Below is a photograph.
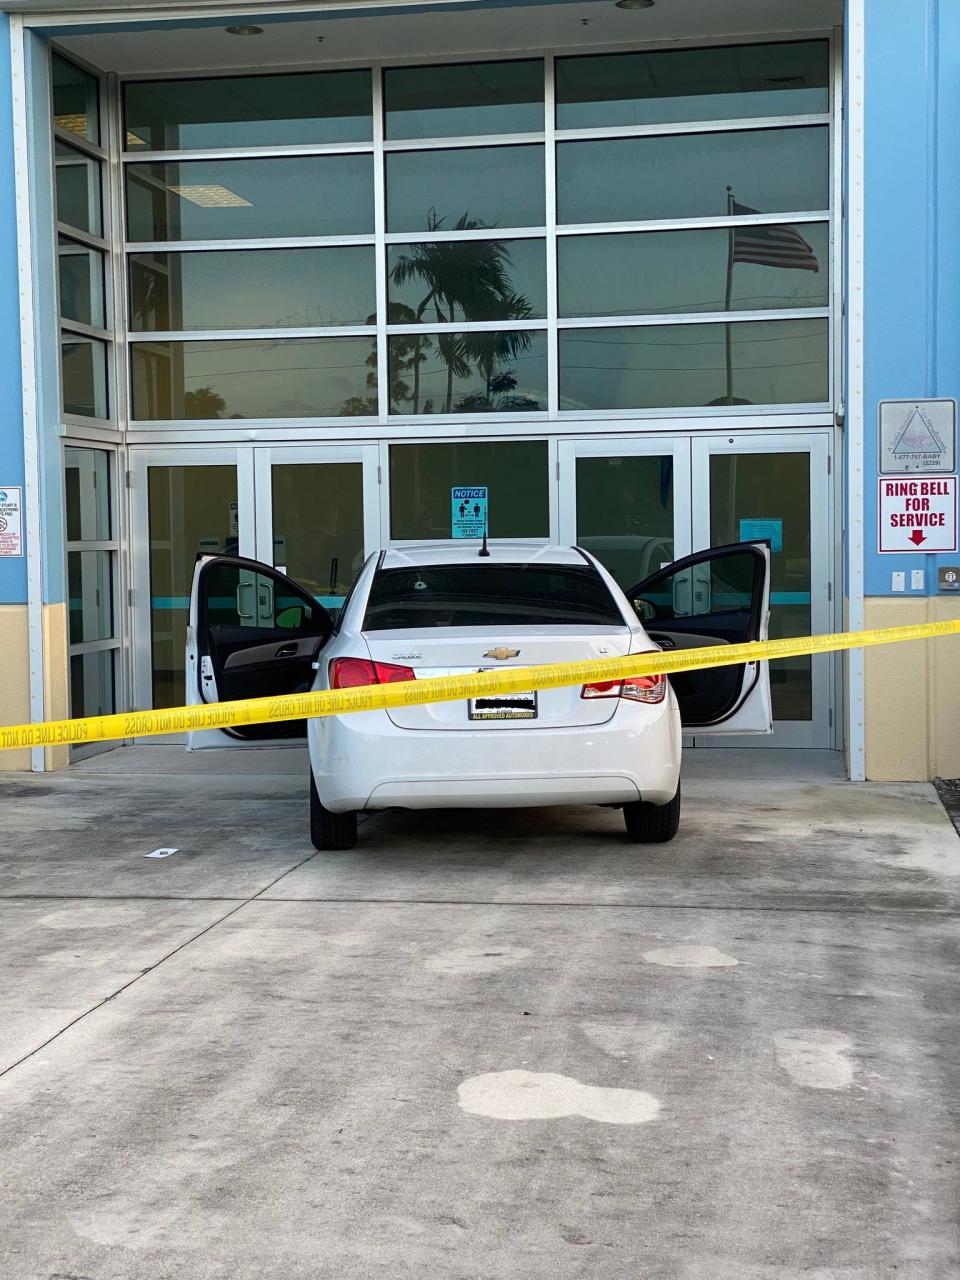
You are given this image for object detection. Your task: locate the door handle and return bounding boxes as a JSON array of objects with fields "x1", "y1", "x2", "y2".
[{"x1": 275, "y1": 642, "x2": 299, "y2": 658}]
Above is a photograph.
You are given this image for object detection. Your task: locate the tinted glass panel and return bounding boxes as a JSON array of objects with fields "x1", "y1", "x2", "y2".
[
  {"x1": 710, "y1": 452, "x2": 812, "y2": 721},
  {"x1": 272, "y1": 463, "x2": 365, "y2": 607},
  {"x1": 131, "y1": 337, "x2": 378, "y2": 419},
  {"x1": 68, "y1": 550, "x2": 113, "y2": 644},
  {"x1": 390, "y1": 441, "x2": 548, "y2": 539},
  {"x1": 53, "y1": 55, "x2": 99, "y2": 144},
  {"x1": 199, "y1": 561, "x2": 322, "y2": 631},
  {"x1": 559, "y1": 224, "x2": 828, "y2": 317},
  {"x1": 124, "y1": 70, "x2": 372, "y2": 150},
  {"x1": 388, "y1": 238, "x2": 546, "y2": 323},
  {"x1": 385, "y1": 59, "x2": 543, "y2": 139},
  {"x1": 365, "y1": 564, "x2": 620, "y2": 629},
  {"x1": 575, "y1": 455, "x2": 675, "y2": 586},
  {"x1": 638, "y1": 551, "x2": 758, "y2": 619},
  {"x1": 389, "y1": 329, "x2": 547, "y2": 415},
  {"x1": 556, "y1": 41, "x2": 829, "y2": 129},
  {"x1": 70, "y1": 650, "x2": 115, "y2": 720},
  {"x1": 56, "y1": 141, "x2": 102, "y2": 235},
  {"x1": 62, "y1": 336, "x2": 108, "y2": 418},
  {"x1": 556, "y1": 127, "x2": 828, "y2": 225},
  {"x1": 64, "y1": 447, "x2": 111, "y2": 541},
  {"x1": 148, "y1": 465, "x2": 237, "y2": 706},
  {"x1": 559, "y1": 318, "x2": 829, "y2": 409},
  {"x1": 59, "y1": 237, "x2": 106, "y2": 328},
  {"x1": 129, "y1": 248, "x2": 376, "y2": 331},
  {"x1": 126, "y1": 155, "x2": 375, "y2": 241},
  {"x1": 387, "y1": 145, "x2": 544, "y2": 232}
]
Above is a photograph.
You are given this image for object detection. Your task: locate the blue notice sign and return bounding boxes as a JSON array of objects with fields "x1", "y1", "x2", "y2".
[
  {"x1": 452, "y1": 486, "x2": 488, "y2": 539},
  {"x1": 739, "y1": 517, "x2": 783, "y2": 553}
]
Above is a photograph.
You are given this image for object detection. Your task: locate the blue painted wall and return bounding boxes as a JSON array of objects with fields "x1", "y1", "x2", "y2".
[
  {"x1": 862, "y1": 0, "x2": 960, "y2": 596},
  {"x1": 0, "y1": 14, "x2": 27, "y2": 606}
]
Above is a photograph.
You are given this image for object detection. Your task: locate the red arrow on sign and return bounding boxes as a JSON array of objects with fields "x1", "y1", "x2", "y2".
[{"x1": 909, "y1": 529, "x2": 927, "y2": 546}]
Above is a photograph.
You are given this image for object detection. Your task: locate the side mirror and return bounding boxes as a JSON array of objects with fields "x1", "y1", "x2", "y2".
[{"x1": 632, "y1": 597, "x2": 657, "y2": 622}]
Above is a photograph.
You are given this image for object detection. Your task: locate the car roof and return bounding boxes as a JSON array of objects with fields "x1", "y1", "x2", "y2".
[{"x1": 379, "y1": 543, "x2": 591, "y2": 569}]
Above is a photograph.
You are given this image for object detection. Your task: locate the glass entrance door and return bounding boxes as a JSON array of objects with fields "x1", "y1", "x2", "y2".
[
  {"x1": 557, "y1": 438, "x2": 692, "y2": 589},
  {"x1": 560, "y1": 431, "x2": 834, "y2": 747},
  {"x1": 691, "y1": 433, "x2": 833, "y2": 748},
  {"x1": 132, "y1": 444, "x2": 380, "y2": 713}
]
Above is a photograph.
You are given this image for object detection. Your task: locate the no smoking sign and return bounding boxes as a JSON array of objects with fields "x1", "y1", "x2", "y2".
[{"x1": 878, "y1": 476, "x2": 958, "y2": 553}]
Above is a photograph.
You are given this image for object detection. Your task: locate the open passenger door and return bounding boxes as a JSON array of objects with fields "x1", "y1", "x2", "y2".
[
  {"x1": 185, "y1": 555, "x2": 334, "y2": 750},
  {"x1": 626, "y1": 542, "x2": 773, "y2": 735}
]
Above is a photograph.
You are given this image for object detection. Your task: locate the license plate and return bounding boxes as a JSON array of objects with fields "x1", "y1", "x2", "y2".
[{"x1": 469, "y1": 690, "x2": 538, "y2": 721}]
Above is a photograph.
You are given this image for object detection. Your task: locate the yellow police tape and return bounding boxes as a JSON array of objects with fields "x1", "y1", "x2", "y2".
[{"x1": 3, "y1": 617, "x2": 960, "y2": 752}]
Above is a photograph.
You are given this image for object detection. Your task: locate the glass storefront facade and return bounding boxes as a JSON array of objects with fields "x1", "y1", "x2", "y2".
[{"x1": 50, "y1": 32, "x2": 838, "y2": 745}]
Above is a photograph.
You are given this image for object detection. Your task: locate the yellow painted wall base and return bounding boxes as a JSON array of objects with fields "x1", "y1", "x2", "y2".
[
  {"x1": 42, "y1": 602, "x2": 70, "y2": 772},
  {"x1": 0, "y1": 605, "x2": 30, "y2": 771},
  {"x1": 864, "y1": 596, "x2": 960, "y2": 781}
]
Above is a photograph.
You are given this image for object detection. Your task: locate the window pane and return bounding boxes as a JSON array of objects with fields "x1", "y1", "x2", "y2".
[
  {"x1": 53, "y1": 55, "x2": 100, "y2": 144},
  {"x1": 558, "y1": 318, "x2": 829, "y2": 410},
  {"x1": 68, "y1": 550, "x2": 114, "y2": 643},
  {"x1": 70, "y1": 650, "x2": 115, "y2": 720},
  {"x1": 575, "y1": 455, "x2": 675, "y2": 586},
  {"x1": 710, "y1": 452, "x2": 812, "y2": 721},
  {"x1": 389, "y1": 441, "x2": 548, "y2": 538},
  {"x1": 64, "y1": 447, "x2": 111, "y2": 541},
  {"x1": 131, "y1": 337, "x2": 377, "y2": 419},
  {"x1": 556, "y1": 40, "x2": 829, "y2": 129},
  {"x1": 385, "y1": 59, "x2": 543, "y2": 139},
  {"x1": 387, "y1": 145, "x2": 545, "y2": 233},
  {"x1": 556, "y1": 127, "x2": 828, "y2": 225},
  {"x1": 558, "y1": 224, "x2": 828, "y2": 317},
  {"x1": 129, "y1": 248, "x2": 376, "y2": 331},
  {"x1": 388, "y1": 329, "x2": 547, "y2": 415},
  {"x1": 124, "y1": 70, "x2": 372, "y2": 150},
  {"x1": 58, "y1": 238, "x2": 106, "y2": 328},
  {"x1": 62, "y1": 336, "x2": 108, "y2": 418},
  {"x1": 272, "y1": 463, "x2": 365, "y2": 606},
  {"x1": 56, "y1": 141, "x2": 102, "y2": 235},
  {"x1": 387, "y1": 239, "x2": 546, "y2": 323},
  {"x1": 126, "y1": 155, "x2": 375, "y2": 241},
  {"x1": 148, "y1": 465, "x2": 237, "y2": 707}
]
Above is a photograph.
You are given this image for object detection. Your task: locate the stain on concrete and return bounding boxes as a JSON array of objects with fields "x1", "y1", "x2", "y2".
[
  {"x1": 580, "y1": 1020, "x2": 675, "y2": 1062},
  {"x1": 424, "y1": 944, "x2": 532, "y2": 975},
  {"x1": 38, "y1": 905, "x2": 145, "y2": 930},
  {"x1": 642, "y1": 944, "x2": 739, "y2": 969},
  {"x1": 457, "y1": 1070, "x2": 660, "y2": 1125},
  {"x1": 774, "y1": 1028, "x2": 855, "y2": 1089}
]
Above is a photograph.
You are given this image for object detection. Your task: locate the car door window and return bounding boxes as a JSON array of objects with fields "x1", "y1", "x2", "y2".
[{"x1": 632, "y1": 549, "x2": 758, "y2": 623}]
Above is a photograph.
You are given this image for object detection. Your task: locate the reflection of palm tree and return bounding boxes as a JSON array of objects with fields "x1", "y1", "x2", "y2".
[{"x1": 389, "y1": 210, "x2": 534, "y2": 412}]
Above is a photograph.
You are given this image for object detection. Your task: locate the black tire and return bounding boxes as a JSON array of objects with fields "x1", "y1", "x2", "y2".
[
  {"x1": 310, "y1": 771, "x2": 358, "y2": 851},
  {"x1": 623, "y1": 784, "x2": 681, "y2": 844}
]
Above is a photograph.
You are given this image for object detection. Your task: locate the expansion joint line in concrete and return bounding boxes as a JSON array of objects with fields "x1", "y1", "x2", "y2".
[{"x1": 0, "y1": 849, "x2": 321, "y2": 1082}]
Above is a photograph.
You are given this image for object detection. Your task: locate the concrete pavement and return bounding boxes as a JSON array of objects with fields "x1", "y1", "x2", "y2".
[{"x1": 1, "y1": 746, "x2": 959, "y2": 1278}]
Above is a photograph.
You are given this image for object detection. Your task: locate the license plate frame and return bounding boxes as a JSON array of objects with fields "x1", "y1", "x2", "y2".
[{"x1": 468, "y1": 689, "x2": 538, "y2": 721}]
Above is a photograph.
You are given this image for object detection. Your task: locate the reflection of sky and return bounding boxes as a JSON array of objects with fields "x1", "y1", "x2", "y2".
[
  {"x1": 389, "y1": 333, "x2": 548, "y2": 412},
  {"x1": 138, "y1": 249, "x2": 376, "y2": 329},
  {"x1": 127, "y1": 155, "x2": 375, "y2": 241},
  {"x1": 167, "y1": 338, "x2": 376, "y2": 418},
  {"x1": 559, "y1": 224, "x2": 829, "y2": 317},
  {"x1": 557, "y1": 128, "x2": 829, "y2": 224},
  {"x1": 387, "y1": 146, "x2": 545, "y2": 232},
  {"x1": 559, "y1": 320, "x2": 828, "y2": 410},
  {"x1": 384, "y1": 60, "x2": 543, "y2": 140}
]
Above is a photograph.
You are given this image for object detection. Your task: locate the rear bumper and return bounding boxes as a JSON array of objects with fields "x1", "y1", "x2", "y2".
[{"x1": 308, "y1": 701, "x2": 681, "y2": 813}]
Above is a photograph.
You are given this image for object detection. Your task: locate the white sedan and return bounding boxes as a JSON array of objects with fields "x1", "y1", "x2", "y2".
[{"x1": 186, "y1": 541, "x2": 771, "y2": 850}]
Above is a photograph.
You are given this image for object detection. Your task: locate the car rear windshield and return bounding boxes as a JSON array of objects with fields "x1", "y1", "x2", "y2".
[{"x1": 363, "y1": 563, "x2": 626, "y2": 629}]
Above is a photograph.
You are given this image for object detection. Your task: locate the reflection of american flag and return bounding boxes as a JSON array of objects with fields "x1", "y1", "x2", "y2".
[{"x1": 731, "y1": 201, "x2": 819, "y2": 273}]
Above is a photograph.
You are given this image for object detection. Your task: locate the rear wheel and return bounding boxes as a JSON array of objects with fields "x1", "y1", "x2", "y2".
[
  {"x1": 623, "y1": 785, "x2": 681, "y2": 844},
  {"x1": 310, "y1": 771, "x2": 358, "y2": 851}
]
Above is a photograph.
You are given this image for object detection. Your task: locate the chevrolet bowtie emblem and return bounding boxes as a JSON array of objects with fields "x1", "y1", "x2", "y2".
[{"x1": 483, "y1": 647, "x2": 520, "y2": 660}]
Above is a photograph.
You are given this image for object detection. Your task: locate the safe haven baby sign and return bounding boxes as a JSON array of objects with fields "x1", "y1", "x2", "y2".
[{"x1": 878, "y1": 475, "x2": 958, "y2": 553}]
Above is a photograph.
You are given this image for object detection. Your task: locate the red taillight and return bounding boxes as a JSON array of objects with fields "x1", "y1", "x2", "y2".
[
  {"x1": 330, "y1": 658, "x2": 416, "y2": 689},
  {"x1": 581, "y1": 674, "x2": 666, "y2": 705}
]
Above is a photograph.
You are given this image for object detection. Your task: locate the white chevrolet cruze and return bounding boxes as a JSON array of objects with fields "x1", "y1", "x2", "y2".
[{"x1": 186, "y1": 541, "x2": 771, "y2": 850}]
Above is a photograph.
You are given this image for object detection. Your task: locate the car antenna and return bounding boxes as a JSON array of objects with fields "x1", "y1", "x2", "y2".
[{"x1": 479, "y1": 518, "x2": 490, "y2": 558}]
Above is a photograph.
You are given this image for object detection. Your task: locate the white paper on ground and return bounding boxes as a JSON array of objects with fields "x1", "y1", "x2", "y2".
[{"x1": 144, "y1": 848, "x2": 178, "y2": 859}]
